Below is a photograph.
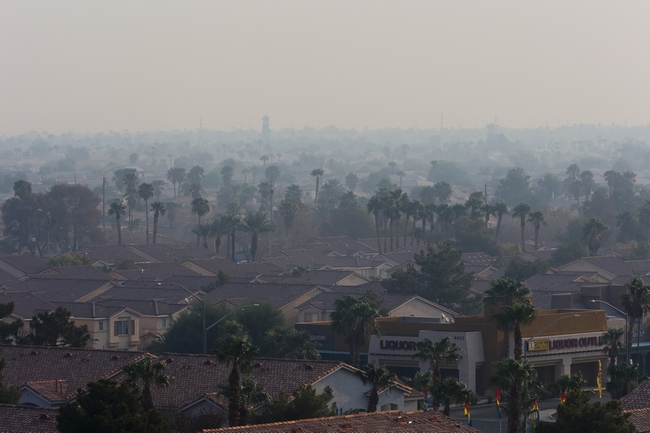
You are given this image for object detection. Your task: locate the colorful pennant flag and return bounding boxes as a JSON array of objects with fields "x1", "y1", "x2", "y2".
[
  {"x1": 465, "y1": 402, "x2": 472, "y2": 426},
  {"x1": 496, "y1": 388, "x2": 502, "y2": 418},
  {"x1": 533, "y1": 397, "x2": 540, "y2": 425},
  {"x1": 596, "y1": 359, "x2": 603, "y2": 399},
  {"x1": 561, "y1": 391, "x2": 566, "y2": 404}
]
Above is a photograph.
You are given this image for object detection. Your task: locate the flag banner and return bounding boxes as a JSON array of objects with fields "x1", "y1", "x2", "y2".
[
  {"x1": 561, "y1": 392, "x2": 566, "y2": 404},
  {"x1": 596, "y1": 359, "x2": 603, "y2": 399}
]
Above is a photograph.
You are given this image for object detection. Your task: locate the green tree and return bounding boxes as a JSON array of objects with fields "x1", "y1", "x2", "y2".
[
  {"x1": 435, "y1": 376, "x2": 470, "y2": 417},
  {"x1": 503, "y1": 259, "x2": 549, "y2": 282},
  {"x1": 47, "y1": 253, "x2": 91, "y2": 267},
  {"x1": 549, "y1": 240, "x2": 588, "y2": 267},
  {"x1": 582, "y1": 217, "x2": 608, "y2": 255},
  {"x1": 412, "y1": 337, "x2": 462, "y2": 412},
  {"x1": 265, "y1": 327, "x2": 321, "y2": 360},
  {"x1": 192, "y1": 223, "x2": 212, "y2": 248},
  {"x1": 359, "y1": 363, "x2": 395, "y2": 413},
  {"x1": 527, "y1": 211, "x2": 546, "y2": 251},
  {"x1": 234, "y1": 303, "x2": 284, "y2": 352},
  {"x1": 122, "y1": 359, "x2": 174, "y2": 411},
  {"x1": 218, "y1": 376, "x2": 269, "y2": 426},
  {"x1": 108, "y1": 200, "x2": 126, "y2": 245},
  {"x1": 512, "y1": 203, "x2": 531, "y2": 252},
  {"x1": 621, "y1": 276, "x2": 650, "y2": 361},
  {"x1": 602, "y1": 328, "x2": 624, "y2": 366},
  {"x1": 494, "y1": 202, "x2": 509, "y2": 243},
  {"x1": 150, "y1": 201, "x2": 166, "y2": 244},
  {"x1": 255, "y1": 385, "x2": 336, "y2": 424},
  {"x1": 545, "y1": 373, "x2": 586, "y2": 398},
  {"x1": 166, "y1": 167, "x2": 187, "y2": 197},
  {"x1": 0, "y1": 302, "x2": 22, "y2": 343},
  {"x1": 137, "y1": 183, "x2": 154, "y2": 244},
  {"x1": 606, "y1": 362, "x2": 639, "y2": 399},
  {"x1": 345, "y1": 172, "x2": 359, "y2": 192},
  {"x1": 57, "y1": 379, "x2": 168, "y2": 433},
  {"x1": 241, "y1": 211, "x2": 273, "y2": 261},
  {"x1": 496, "y1": 168, "x2": 531, "y2": 207},
  {"x1": 28, "y1": 307, "x2": 90, "y2": 347},
  {"x1": 537, "y1": 389, "x2": 634, "y2": 433},
  {"x1": 0, "y1": 348, "x2": 20, "y2": 404},
  {"x1": 484, "y1": 278, "x2": 532, "y2": 358},
  {"x1": 191, "y1": 197, "x2": 211, "y2": 246},
  {"x1": 330, "y1": 294, "x2": 383, "y2": 367},
  {"x1": 490, "y1": 358, "x2": 537, "y2": 433},
  {"x1": 491, "y1": 303, "x2": 535, "y2": 361},
  {"x1": 214, "y1": 335, "x2": 260, "y2": 427}
]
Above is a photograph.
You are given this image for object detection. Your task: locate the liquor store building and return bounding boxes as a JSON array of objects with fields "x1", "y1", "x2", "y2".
[{"x1": 299, "y1": 309, "x2": 609, "y2": 395}]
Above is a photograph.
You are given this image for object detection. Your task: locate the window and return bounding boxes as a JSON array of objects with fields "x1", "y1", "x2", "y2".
[
  {"x1": 161, "y1": 318, "x2": 167, "y2": 328},
  {"x1": 114, "y1": 319, "x2": 136, "y2": 336},
  {"x1": 98, "y1": 321, "x2": 104, "y2": 331}
]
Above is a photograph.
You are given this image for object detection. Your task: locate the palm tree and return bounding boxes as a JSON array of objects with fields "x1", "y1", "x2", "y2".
[
  {"x1": 396, "y1": 170, "x2": 405, "y2": 188},
  {"x1": 412, "y1": 337, "x2": 462, "y2": 412},
  {"x1": 366, "y1": 194, "x2": 383, "y2": 254},
  {"x1": 241, "y1": 211, "x2": 274, "y2": 261},
  {"x1": 122, "y1": 358, "x2": 174, "y2": 411},
  {"x1": 259, "y1": 154, "x2": 269, "y2": 168},
  {"x1": 218, "y1": 376, "x2": 269, "y2": 426},
  {"x1": 639, "y1": 200, "x2": 650, "y2": 243},
  {"x1": 191, "y1": 198, "x2": 211, "y2": 247},
  {"x1": 621, "y1": 277, "x2": 650, "y2": 363},
  {"x1": 411, "y1": 200, "x2": 423, "y2": 246},
  {"x1": 330, "y1": 295, "x2": 381, "y2": 367},
  {"x1": 214, "y1": 335, "x2": 259, "y2": 427},
  {"x1": 150, "y1": 201, "x2": 166, "y2": 244},
  {"x1": 435, "y1": 376, "x2": 470, "y2": 417},
  {"x1": 494, "y1": 202, "x2": 509, "y2": 242},
  {"x1": 491, "y1": 303, "x2": 536, "y2": 361},
  {"x1": 527, "y1": 211, "x2": 545, "y2": 251},
  {"x1": 137, "y1": 183, "x2": 154, "y2": 244},
  {"x1": 210, "y1": 215, "x2": 229, "y2": 255},
  {"x1": 107, "y1": 200, "x2": 126, "y2": 245},
  {"x1": 166, "y1": 167, "x2": 186, "y2": 197},
  {"x1": 279, "y1": 200, "x2": 300, "y2": 231},
  {"x1": 484, "y1": 278, "x2": 532, "y2": 359},
  {"x1": 221, "y1": 214, "x2": 240, "y2": 262},
  {"x1": 359, "y1": 363, "x2": 395, "y2": 413},
  {"x1": 192, "y1": 223, "x2": 212, "y2": 248},
  {"x1": 602, "y1": 328, "x2": 624, "y2": 366},
  {"x1": 582, "y1": 217, "x2": 608, "y2": 255},
  {"x1": 512, "y1": 203, "x2": 531, "y2": 252},
  {"x1": 490, "y1": 358, "x2": 537, "y2": 433},
  {"x1": 311, "y1": 168, "x2": 324, "y2": 202}
]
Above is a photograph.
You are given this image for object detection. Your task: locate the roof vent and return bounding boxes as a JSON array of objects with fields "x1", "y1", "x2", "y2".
[
  {"x1": 111, "y1": 355, "x2": 120, "y2": 360},
  {"x1": 254, "y1": 362, "x2": 263, "y2": 368},
  {"x1": 30, "y1": 351, "x2": 39, "y2": 356},
  {"x1": 430, "y1": 417, "x2": 438, "y2": 423},
  {"x1": 341, "y1": 423, "x2": 354, "y2": 431},
  {"x1": 40, "y1": 414, "x2": 51, "y2": 420},
  {"x1": 292, "y1": 429, "x2": 303, "y2": 433},
  {"x1": 396, "y1": 416, "x2": 406, "y2": 424},
  {"x1": 64, "y1": 353, "x2": 74, "y2": 358},
  {"x1": 166, "y1": 357, "x2": 174, "y2": 364},
  {"x1": 204, "y1": 360, "x2": 214, "y2": 365},
  {"x1": 305, "y1": 364, "x2": 314, "y2": 370}
]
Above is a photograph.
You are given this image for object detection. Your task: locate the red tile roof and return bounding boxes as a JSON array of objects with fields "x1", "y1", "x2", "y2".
[
  {"x1": 627, "y1": 408, "x2": 650, "y2": 433},
  {"x1": 621, "y1": 377, "x2": 650, "y2": 411},
  {"x1": 0, "y1": 404, "x2": 58, "y2": 433},
  {"x1": 202, "y1": 410, "x2": 481, "y2": 432}
]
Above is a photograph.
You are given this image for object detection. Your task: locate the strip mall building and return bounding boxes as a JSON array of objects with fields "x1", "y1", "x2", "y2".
[{"x1": 297, "y1": 309, "x2": 609, "y2": 395}]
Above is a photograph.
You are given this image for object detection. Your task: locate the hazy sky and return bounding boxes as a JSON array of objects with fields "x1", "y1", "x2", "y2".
[{"x1": 1, "y1": 1, "x2": 649, "y2": 134}]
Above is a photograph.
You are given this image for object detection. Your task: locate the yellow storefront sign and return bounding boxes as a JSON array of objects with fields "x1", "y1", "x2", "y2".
[{"x1": 527, "y1": 339, "x2": 550, "y2": 351}]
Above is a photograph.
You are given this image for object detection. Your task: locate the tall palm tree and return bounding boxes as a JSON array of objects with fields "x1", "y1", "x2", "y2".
[
  {"x1": 621, "y1": 277, "x2": 650, "y2": 363},
  {"x1": 191, "y1": 197, "x2": 211, "y2": 247},
  {"x1": 436, "y1": 376, "x2": 470, "y2": 417},
  {"x1": 122, "y1": 358, "x2": 174, "y2": 411},
  {"x1": 311, "y1": 168, "x2": 324, "y2": 202},
  {"x1": 279, "y1": 200, "x2": 300, "y2": 232},
  {"x1": 491, "y1": 303, "x2": 536, "y2": 361},
  {"x1": 138, "y1": 183, "x2": 154, "y2": 244},
  {"x1": 192, "y1": 223, "x2": 212, "y2": 248},
  {"x1": 214, "y1": 335, "x2": 259, "y2": 427},
  {"x1": 602, "y1": 327, "x2": 624, "y2": 366},
  {"x1": 166, "y1": 167, "x2": 186, "y2": 197},
  {"x1": 149, "y1": 201, "x2": 166, "y2": 244},
  {"x1": 221, "y1": 214, "x2": 240, "y2": 262},
  {"x1": 484, "y1": 278, "x2": 532, "y2": 358},
  {"x1": 359, "y1": 363, "x2": 395, "y2": 413},
  {"x1": 512, "y1": 203, "x2": 531, "y2": 252},
  {"x1": 218, "y1": 376, "x2": 269, "y2": 426},
  {"x1": 210, "y1": 215, "x2": 229, "y2": 255},
  {"x1": 527, "y1": 211, "x2": 546, "y2": 251},
  {"x1": 582, "y1": 217, "x2": 608, "y2": 255},
  {"x1": 366, "y1": 194, "x2": 383, "y2": 254},
  {"x1": 490, "y1": 358, "x2": 537, "y2": 433},
  {"x1": 107, "y1": 200, "x2": 126, "y2": 245},
  {"x1": 494, "y1": 202, "x2": 509, "y2": 242},
  {"x1": 412, "y1": 337, "x2": 462, "y2": 412},
  {"x1": 330, "y1": 295, "x2": 381, "y2": 367},
  {"x1": 241, "y1": 211, "x2": 274, "y2": 261},
  {"x1": 411, "y1": 200, "x2": 423, "y2": 246}
]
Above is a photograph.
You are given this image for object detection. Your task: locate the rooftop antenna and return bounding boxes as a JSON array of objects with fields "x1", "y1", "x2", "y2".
[
  {"x1": 198, "y1": 117, "x2": 202, "y2": 147},
  {"x1": 440, "y1": 113, "x2": 444, "y2": 151},
  {"x1": 545, "y1": 120, "x2": 549, "y2": 151}
]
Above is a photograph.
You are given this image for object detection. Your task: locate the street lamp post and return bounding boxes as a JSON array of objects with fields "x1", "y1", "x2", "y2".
[
  {"x1": 523, "y1": 314, "x2": 580, "y2": 433},
  {"x1": 589, "y1": 299, "x2": 629, "y2": 364}
]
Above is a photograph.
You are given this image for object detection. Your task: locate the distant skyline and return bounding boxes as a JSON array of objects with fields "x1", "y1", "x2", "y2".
[{"x1": 1, "y1": 1, "x2": 649, "y2": 135}]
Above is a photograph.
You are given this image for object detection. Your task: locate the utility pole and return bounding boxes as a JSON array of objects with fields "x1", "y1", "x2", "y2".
[
  {"x1": 440, "y1": 113, "x2": 444, "y2": 151},
  {"x1": 102, "y1": 177, "x2": 106, "y2": 230}
]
